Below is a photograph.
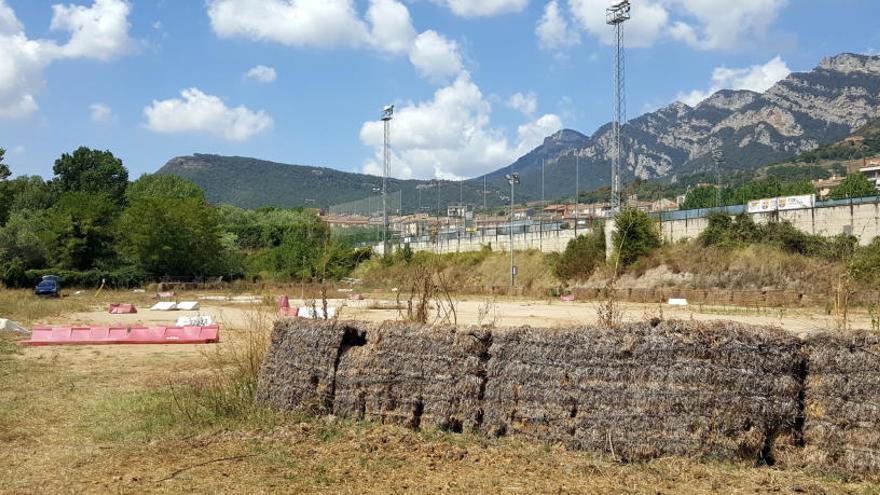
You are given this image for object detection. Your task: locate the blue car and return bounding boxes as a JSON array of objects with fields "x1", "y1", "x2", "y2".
[{"x1": 34, "y1": 276, "x2": 61, "y2": 298}]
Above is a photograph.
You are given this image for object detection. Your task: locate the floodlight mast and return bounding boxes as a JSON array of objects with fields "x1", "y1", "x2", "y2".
[
  {"x1": 381, "y1": 105, "x2": 394, "y2": 256},
  {"x1": 506, "y1": 172, "x2": 521, "y2": 292},
  {"x1": 607, "y1": 0, "x2": 630, "y2": 212}
]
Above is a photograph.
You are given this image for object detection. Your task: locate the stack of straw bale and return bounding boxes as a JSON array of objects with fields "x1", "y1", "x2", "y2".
[
  {"x1": 481, "y1": 321, "x2": 803, "y2": 461},
  {"x1": 803, "y1": 332, "x2": 880, "y2": 473}
]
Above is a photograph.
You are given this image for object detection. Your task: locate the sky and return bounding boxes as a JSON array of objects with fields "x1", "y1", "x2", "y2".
[{"x1": 1, "y1": 0, "x2": 878, "y2": 181}]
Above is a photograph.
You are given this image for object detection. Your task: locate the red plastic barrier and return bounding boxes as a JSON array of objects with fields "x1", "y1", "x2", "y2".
[
  {"x1": 108, "y1": 303, "x2": 137, "y2": 314},
  {"x1": 22, "y1": 325, "x2": 220, "y2": 346}
]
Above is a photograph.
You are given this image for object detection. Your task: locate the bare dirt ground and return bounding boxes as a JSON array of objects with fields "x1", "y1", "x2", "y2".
[{"x1": 2, "y1": 290, "x2": 878, "y2": 494}]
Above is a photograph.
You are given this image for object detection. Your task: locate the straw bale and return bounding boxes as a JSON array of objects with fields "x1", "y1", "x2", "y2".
[
  {"x1": 332, "y1": 322, "x2": 491, "y2": 432},
  {"x1": 802, "y1": 331, "x2": 880, "y2": 474},
  {"x1": 480, "y1": 320, "x2": 803, "y2": 462},
  {"x1": 256, "y1": 318, "x2": 368, "y2": 414}
]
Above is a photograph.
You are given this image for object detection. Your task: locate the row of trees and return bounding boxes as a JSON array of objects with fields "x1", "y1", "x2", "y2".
[
  {"x1": 681, "y1": 174, "x2": 877, "y2": 210},
  {"x1": 0, "y1": 146, "x2": 366, "y2": 287}
]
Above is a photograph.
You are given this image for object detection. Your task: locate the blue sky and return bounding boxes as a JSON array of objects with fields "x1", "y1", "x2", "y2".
[{"x1": 1, "y1": 0, "x2": 878, "y2": 181}]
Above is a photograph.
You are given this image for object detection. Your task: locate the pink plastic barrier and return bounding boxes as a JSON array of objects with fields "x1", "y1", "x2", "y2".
[
  {"x1": 560, "y1": 294, "x2": 577, "y2": 302},
  {"x1": 279, "y1": 307, "x2": 299, "y2": 317},
  {"x1": 108, "y1": 303, "x2": 137, "y2": 314},
  {"x1": 277, "y1": 295, "x2": 290, "y2": 310},
  {"x1": 348, "y1": 293, "x2": 363, "y2": 301},
  {"x1": 22, "y1": 325, "x2": 220, "y2": 346}
]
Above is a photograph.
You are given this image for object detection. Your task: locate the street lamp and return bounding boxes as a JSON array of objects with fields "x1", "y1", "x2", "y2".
[{"x1": 506, "y1": 172, "x2": 521, "y2": 292}]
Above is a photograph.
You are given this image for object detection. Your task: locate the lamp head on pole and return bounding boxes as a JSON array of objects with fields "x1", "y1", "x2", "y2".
[
  {"x1": 382, "y1": 104, "x2": 394, "y2": 121},
  {"x1": 606, "y1": 0, "x2": 631, "y2": 25},
  {"x1": 505, "y1": 173, "x2": 521, "y2": 185}
]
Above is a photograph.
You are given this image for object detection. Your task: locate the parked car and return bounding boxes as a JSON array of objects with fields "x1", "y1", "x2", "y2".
[{"x1": 34, "y1": 276, "x2": 61, "y2": 298}]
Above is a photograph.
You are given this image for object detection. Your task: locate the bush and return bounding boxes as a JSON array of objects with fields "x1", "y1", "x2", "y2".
[
  {"x1": 554, "y1": 227, "x2": 605, "y2": 281},
  {"x1": 700, "y1": 213, "x2": 857, "y2": 262},
  {"x1": 850, "y1": 238, "x2": 880, "y2": 284},
  {"x1": 612, "y1": 209, "x2": 661, "y2": 267},
  {"x1": 22, "y1": 267, "x2": 147, "y2": 289}
]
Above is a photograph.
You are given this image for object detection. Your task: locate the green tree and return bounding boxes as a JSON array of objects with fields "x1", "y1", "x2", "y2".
[
  {"x1": 52, "y1": 147, "x2": 129, "y2": 204},
  {"x1": 0, "y1": 148, "x2": 10, "y2": 181},
  {"x1": 554, "y1": 227, "x2": 606, "y2": 281},
  {"x1": 0, "y1": 210, "x2": 52, "y2": 286},
  {"x1": 829, "y1": 174, "x2": 876, "y2": 200},
  {"x1": 126, "y1": 174, "x2": 206, "y2": 203},
  {"x1": 48, "y1": 192, "x2": 118, "y2": 271},
  {"x1": 612, "y1": 208, "x2": 661, "y2": 268},
  {"x1": 116, "y1": 197, "x2": 228, "y2": 277},
  {"x1": 681, "y1": 186, "x2": 718, "y2": 209}
]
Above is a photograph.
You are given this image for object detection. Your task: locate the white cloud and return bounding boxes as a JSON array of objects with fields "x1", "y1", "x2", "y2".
[
  {"x1": 565, "y1": 0, "x2": 788, "y2": 51},
  {"x1": 89, "y1": 102, "x2": 114, "y2": 123},
  {"x1": 359, "y1": 73, "x2": 562, "y2": 179},
  {"x1": 47, "y1": 0, "x2": 135, "y2": 60},
  {"x1": 666, "y1": 0, "x2": 788, "y2": 51},
  {"x1": 408, "y1": 30, "x2": 463, "y2": 82},
  {"x1": 507, "y1": 92, "x2": 538, "y2": 116},
  {"x1": 143, "y1": 88, "x2": 273, "y2": 141},
  {"x1": 207, "y1": 0, "x2": 369, "y2": 48},
  {"x1": 0, "y1": 0, "x2": 135, "y2": 119},
  {"x1": 536, "y1": 0, "x2": 580, "y2": 50},
  {"x1": 367, "y1": 0, "x2": 416, "y2": 55},
  {"x1": 676, "y1": 56, "x2": 791, "y2": 106},
  {"x1": 244, "y1": 65, "x2": 277, "y2": 83},
  {"x1": 433, "y1": 0, "x2": 529, "y2": 18},
  {"x1": 208, "y1": 0, "x2": 464, "y2": 83}
]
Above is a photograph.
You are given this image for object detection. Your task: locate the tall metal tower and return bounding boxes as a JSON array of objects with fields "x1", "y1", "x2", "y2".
[
  {"x1": 607, "y1": 1, "x2": 631, "y2": 212},
  {"x1": 381, "y1": 104, "x2": 394, "y2": 255}
]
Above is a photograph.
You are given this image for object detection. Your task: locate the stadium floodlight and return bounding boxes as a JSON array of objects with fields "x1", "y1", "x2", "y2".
[
  {"x1": 607, "y1": 0, "x2": 631, "y2": 213},
  {"x1": 380, "y1": 104, "x2": 394, "y2": 256},
  {"x1": 506, "y1": 173, "x2": 520, "y2": 291}
]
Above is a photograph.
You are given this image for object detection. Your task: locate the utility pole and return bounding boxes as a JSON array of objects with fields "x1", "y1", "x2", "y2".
[
  {"x1": 506, "y1": 172, "x2": 520, "y2": 292},
  {"x1": 607, "y1": 1, "x2": 631, "y2": 213},
  {"x1": 381, "y1": 105, "x2": 394, "y2": 256},
  {"x1": 541, "y1": 158, "x2": 545, "y2": 251},
  {"x1": 483, "y1": 176, "x2": 487, "y2": 212}
]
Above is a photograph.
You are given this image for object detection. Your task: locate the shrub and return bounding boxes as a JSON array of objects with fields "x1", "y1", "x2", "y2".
[
  {"x1": 554, "y1": 227, "x2": 605, "y2": 281},
  {"x1": 612, "y1": 209, "x2": 661, "y2": 268},
  {"x1": 850, "y1": 238, "x2": 880, "y2": 284}
]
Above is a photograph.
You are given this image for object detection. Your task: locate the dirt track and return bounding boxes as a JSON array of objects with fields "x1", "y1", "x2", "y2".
[{"x1": 51, "y1": 295, "x2": 866, "y2": 339}]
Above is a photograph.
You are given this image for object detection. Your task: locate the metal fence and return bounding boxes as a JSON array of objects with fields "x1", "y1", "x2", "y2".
[{"x1": 330, "y1": 190, "x2": 402, "y2": 217}]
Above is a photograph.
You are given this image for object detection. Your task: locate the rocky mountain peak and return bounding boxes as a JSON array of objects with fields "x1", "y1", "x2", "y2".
[
  {"x1": 818, "y1": 53, "x2": 880, "y2": 74},
  {"x1": 698, "y1": 89, "x2": 761, "y2": 112}
]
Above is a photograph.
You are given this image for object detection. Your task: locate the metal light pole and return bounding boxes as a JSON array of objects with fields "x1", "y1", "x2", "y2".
[
  {"x1": 607, "y1": 0, "x2": 631, "y2": 213},
  {"x1": 506, "y1": 172, "x2": 520, "y2": 292},
  {"x1": 575, "y1": 154, "x2": 579, "y2": 235},
  {"x1": 381, "y1": 104, "x2": 394, "y2": 256},
  {"x1": 712, "y1": 148, "x2": 725, "y2": 208}
]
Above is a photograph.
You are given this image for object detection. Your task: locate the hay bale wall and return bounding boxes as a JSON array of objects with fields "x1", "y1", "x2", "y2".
[
  {"x1": 259, "y1": 318, "x2": 805, "y2": 465},
  {"x1": 803, "y1": 332, "x2": 880, "y2": 474},
  {"x1": 481, "y1": 321, "x2": 803, "y2": 461}
]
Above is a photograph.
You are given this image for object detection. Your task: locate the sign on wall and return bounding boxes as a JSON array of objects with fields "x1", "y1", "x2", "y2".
[{"x1": 747, "y1": 194, "x2": 816, "y2": 213}]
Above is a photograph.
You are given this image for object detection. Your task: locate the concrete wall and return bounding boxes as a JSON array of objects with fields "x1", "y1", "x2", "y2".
[
  {"x1": 377, "y1": 228, "x2": 582, "y2": 255},
  {"x1": 661, "y1": 201, "x2": 880, "y2": 245},
  {"x1": 378, "y1": 200, "x2": 880, "y2": 256}
]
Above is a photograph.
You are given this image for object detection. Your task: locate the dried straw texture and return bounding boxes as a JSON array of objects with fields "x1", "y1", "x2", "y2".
[
  {"x1": 481, "y1": 321, "x2": 804, "y2": 462},
  {"x1": 332, "y1": 322, "x2": 491, "y2": 432},
  {"x1": 256, "y1": 319, "x2": 363, "y2": 414},
  {"x1": 258, "y1": 318, "x2": 813, "y2": 466},
  {"x1": 802, "y1": 332, "x2": 880, "y2": 474}
]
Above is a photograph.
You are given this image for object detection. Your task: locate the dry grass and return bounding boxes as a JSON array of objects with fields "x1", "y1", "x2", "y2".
[{"x1": 2, "y1": 290, "x2": 880, "y2": 493}]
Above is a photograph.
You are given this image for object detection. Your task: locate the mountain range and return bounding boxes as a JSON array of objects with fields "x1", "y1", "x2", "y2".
[{"x1": 158, "y1": 52, "x2": 880, "y2": 211}]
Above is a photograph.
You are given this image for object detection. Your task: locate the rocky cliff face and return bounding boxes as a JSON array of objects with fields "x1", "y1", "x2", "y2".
[{"x1": 495, "y1": 53, "x2": 880, "y2": 199}]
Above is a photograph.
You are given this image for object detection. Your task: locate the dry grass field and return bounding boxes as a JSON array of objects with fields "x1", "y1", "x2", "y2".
[{"x1": 2, "y1": 288, "x2": 880, "y2": 494}]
